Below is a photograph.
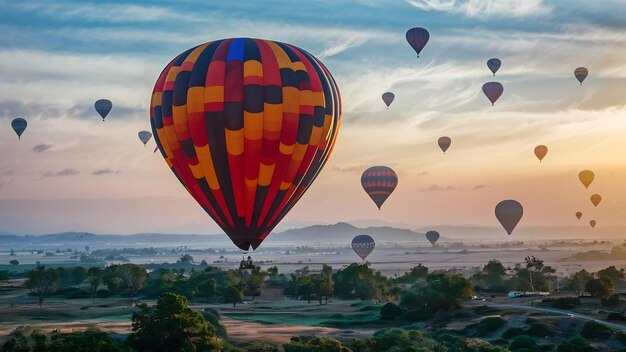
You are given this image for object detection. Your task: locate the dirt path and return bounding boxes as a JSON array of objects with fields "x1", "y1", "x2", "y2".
[{"x1": 221, "y1": 317, "x2": 342, "y2": 345}]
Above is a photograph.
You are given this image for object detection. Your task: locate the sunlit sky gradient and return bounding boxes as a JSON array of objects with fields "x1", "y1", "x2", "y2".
[{"x1": 1, "y1": 0, "x2": 626, "y2": 235}]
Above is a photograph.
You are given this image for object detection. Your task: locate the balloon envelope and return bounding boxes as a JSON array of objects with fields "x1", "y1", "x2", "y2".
[
  {"x1": 534, "y1": 145, "x2": 548, "y2": 162},
  {"x1": 425, "y1": 230, "x2": 440, "y2": 246},
  {"x1": 495, "y1": 200, "x2": 523, "y2": 235},
  {"x1": 482, "y1": 82, "x2": 503, "y2": 106},
  {"x1": 138, "y1": 130, "x2": 153, "y2": 146},
  {"x1": 438, "y1": 136, "x2": 451, "y2": 154},
  {"x1": 151, "y1": 38, "x2": 341, "y2": 250},
  {"x1": 591, "y1": 194, "x2": 602, "y2": 207},
  {"x1": 575, "y1": 211, "x2": 582, "y2": 220},
  {"x1": 590, "y1": 220, "x2": 596, "y2": 228},
  {"x1": 11, "y1": 118, "x2": 27, "y2": 140},
  {"x1": 487, "y1": 58, "x2": 501, "y2": 75},
  {"x1": 382, "y1": 92, "x2": 395, "y2": 107},
  {"x1": 575, "y1": 67, "x2": 588, "y2": 85},
  {"x1": 95, "y1": 99, "x2": 112, "y2": 121},
  {"x1": 352, "y1": 234, "x2": 375, "y2": 260},
  {"x1": 406, "y1": 27, "x2": 430, "y2": 57},
  {"x1": 578, "y1": 170, "x2": 594, "y2": 189},
  {"x1": 361, "y1": 166, "x2": 398, "y2": 209}
]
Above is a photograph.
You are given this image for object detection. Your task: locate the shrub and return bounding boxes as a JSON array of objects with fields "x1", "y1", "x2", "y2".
[
  {"x1": 525, "y1": 322, "x2": 553, "y2": 337},
  {"x1": 380, "y1": 302, "x2": 402, "y2": 320},
  {"x1": 509, "y1": 335, "x2": 539, "y2": 351},
  {"x1": 476, "y1": 317, "x2": 506, "y2": 337},
  {"x1": 556, "y1": 336, "x2": 596, "y2": 352},
  {"x1": 502, "y1": 327, "x2": 525, "y2": 339},
  {"x1": 607, "y1": 312, "x2": 626, "y2": 321},
  {"x1": 581, "y1": 321, "x2": 612, "y2": 340}
]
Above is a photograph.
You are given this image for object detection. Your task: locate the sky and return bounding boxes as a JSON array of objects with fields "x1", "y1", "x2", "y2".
[{"x1": 1, "y1": 0, "x2": 626, "y2": 235}]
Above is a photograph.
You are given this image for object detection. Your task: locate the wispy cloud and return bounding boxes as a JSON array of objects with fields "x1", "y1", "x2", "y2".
[
  {"x1": 32, "y1": 143, "x2": 54, "y2": 153},
  {"x1": 416, "y1": 171, "x2": 429, "y2": 176},
  {"x1": 406, "y1": 0, "x2": 551, "y2": 18},
  {"x1": 92, "y1": 168, "x2": 118, "y2": 176},
  {"x1": 43, "y1": 168, "x2": 79, "y2": 177},
  {"x1": 422, "y1": 184, "x2": 458, "y2": 192}
]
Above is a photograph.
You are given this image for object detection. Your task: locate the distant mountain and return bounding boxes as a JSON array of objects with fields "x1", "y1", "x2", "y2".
[{"x1": 267, "y1": 222, "x2": 428, "y2": 244}]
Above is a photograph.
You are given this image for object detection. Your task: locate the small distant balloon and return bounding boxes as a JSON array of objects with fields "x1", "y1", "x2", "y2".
[
  {"x1": 351, "y1": 234, "x2": 375, "y2": 260},
  {"x1": 138, "y1": 130, "x2": 152, "y2": 146},
  {"x1": 438, "y1": 136, "x2": 451, "y2": 154},
  {"x1": 534, "y1": 145, "x2": 548, "y2": 163},
  {"x1": 575, "y1": 211, "x2": 582, "y2": 220},
  {"x1": 361, "y1": 166, "x2": 398, "y2": 210},
  {"x1": 590, "y1": 194, "x2": 602, "y2": 207},
  {"x1": 578, "y1": 170, "x2": 594, "y2": 189},
  {"x1": 382, "y1": 92, "x2": 395, "y2": 108},
  {"x1": 11, "y1": 118, "x2": 27, "y2": 140},
  {"x1": 482, "y1": 82, "x2": 503, "y2": 106},
  {"x1": 425, "y1": 231, "x2": 440, "y2": 246},
  {"x1": 487, "y1": 58, "x2": 501, "y2": 75},
  {"x1": 574, "y1": 67, "x2": 588, "y2": 85},
  {"x1": 495, "y1": 199, "x2": 523, "y2": 235},
  {"x1": 94, "y1": 99, "x2": 112, "y2": 121},
  {"x1": 589, "y1": 220, "x2": 596, "y2": 228},
  {"x1": 406, "y1": 27, "x2": 430, "y2": 58}
]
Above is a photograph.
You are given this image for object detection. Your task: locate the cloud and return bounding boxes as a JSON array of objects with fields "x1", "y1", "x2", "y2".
[
  {"x1": 1, "y1": 170, "x2": 15, "y2": 176},
  {"x1": 416, "y1": 171, "x2": 429, "y2": 176},
  {"x1": 422, "y1": 184, "x2": 457, "y2": 192},
  {"x1": 406, "y1": 0, "x2": 551, "y2": 18},
  {"x1": 42, "y1": 168, "x2": 79, "y2": 177},
  {"x1": 472, "y1": 184, "x2": 490, "y2": 190},
  {"x1": 92, "y1": 168, "x2": 117, "y2": 176},
  {"x1": 32, "y1": 144, "x2": 54, "y2": 153}
]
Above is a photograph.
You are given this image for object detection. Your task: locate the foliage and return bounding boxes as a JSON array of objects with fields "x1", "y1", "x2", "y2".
[
  {"x1": 285, "y1": 265, "x2": 333, "y2": 304},
  {"x1": 509, "y1": 335, "x2": 539, "y2": 351},
  {"x1": 393, "y1": 264, "x2": 428, "y2": 284},
  {"x1": 283, "y1": 336, "x2": 352, "y2": 352},
  {"x1": 126, "y1": 292, "x2": 223, "y2": 352},
  {"x1": 542, "y1": 296, "x2": 580, "y2": 309},
  {"x1": 585, "y1": 277, "x2": 614, "y2": 300},
  {"x1": 400, "y1": 272, "x2": 474, "y2": 317},
  {"x1": 9, "y1": 260, "x2": 19, "y2": 266},
  {"x1": 350, "y1": 328, "x2": 444, "y2": 352},
  {"x1": 472, "y1": 259, "x2": 508, "y2": 292},
  {"x1": 333, "y1": 263, "x2": 395, "y2": 302},
  {"x1": 581, "y1": 321, "x2": 612, "y2": 340},
  {"x1": 512, "y1": 256, "x2": 554, "y2": 292},
  {"x1": 25, "y1": 265, "x2": 59, "y2": 307},
  {"x1": 0, "y1": 326, "x2": 131, "y2": 352},
  {"x1": 224, "y1": 285, "x2": 244, "y2": 308},
  {"x1": 475, "y1": 317, "x2": 506, "y2": 337},
  {"x1": 556, "y1": 336, "x2": 598, "y2": 352},
  {"x1": 597, "y1": 265, "x2": 625, "y2": 287},
  {"x1": 380, "y1": 302, "x2": 402, "y2": 320},
  {"x1": 563, "y1": 269, "x2": 593, "y2": 295}
]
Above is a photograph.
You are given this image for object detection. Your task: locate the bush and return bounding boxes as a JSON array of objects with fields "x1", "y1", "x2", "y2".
[
  {"x1": 607, "y1": 312, "x2": 626, "y2": 321},
  {"x1": 509, "y1": 335, "x2": 539, "y2": 351},
  {"x1": 380, "y1": 302, "x2": 402, "y2": 320},
  {"x1": 476, "y1": 317, "x2": 506, "y2": 337},
  {"x1": 402, "y1": 309, "x2": 428, "y2": 321},
  {"x1": 556, "y1": 336, "x2": 597, "y2": 352},
  {"x1": 502, "y1": 327, "x2": 525, "y2": 339},
  {"x1": 581, "y1": 321, "x2": 612, "y2": 340},
  {"x1": 474, "y1": 305, "x2": 500, "y2": 315},
  {"x1": 525, "y1": 322, "x2": 553, "y2": 337}
]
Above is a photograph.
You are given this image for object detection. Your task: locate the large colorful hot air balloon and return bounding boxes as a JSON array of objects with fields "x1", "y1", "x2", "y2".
[
  {"x1": 574, "y1": 67, "x2": 588, "y2": 85},
  {"x1": 425, "y1": 230, "x2": 440, "y2": 246},
  {"x1": 361, "y1": 166, "x2": 398, "y2": 210},
  {"x1": 589, "y1": 220, "x2": 596, "y2": 228},
  {"x1": 138, "y1": 130, "x2": 153, "y2": 146},
  {"x1": 11, "y1": 118, "x2": 27, "y2": 140},
  {"x1": 575, "y1": 211, "x2": 582, "y2": 220},
  {"x1": 406, "y1": 27, "x2": 430, "y2": 58},
  {"x1": 352, "y1": 234, "x2": 375, "y2": 260},
  {"x1": 151, "y1": 38, "x2": 341, "y2": 250},
  {"x1": 495, "y1": 200, "x2": 523, "y2": 235},
  {"x1": 382, "y1": 92, "x2": 395, "y2": 108},
  {"x1": 95, "y1": 99, "x2": 112, "y2": 121},
  {"x1": 591, "y1": 194, "x2": 602, "y2": 207},
  {"x1": 534, "y1": 145, "x2": 548, "y2": 163},
  {"x1": 438, "y1": 136, "x2": 451, "y2": 154},
  {"x1": 578, "y1": 170, "x2": 594, "y2": 189},
  {"x1": 482, "y1": 82, "x2": 503, "y2": 106},
  {"x1": 487, "y1": 58, "x2": 501, "y2": 76}
]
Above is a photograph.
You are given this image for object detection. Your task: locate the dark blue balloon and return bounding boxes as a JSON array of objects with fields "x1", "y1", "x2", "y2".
[
  {"x1": 11, "y1": 118, "x2": 27, "y2": 140},
  {"x1": 487, "y1": 58, "x2": 501, "y2": 75},
  {"x1": 95, "y1": 99, "x2": 113, "y2": 121}
]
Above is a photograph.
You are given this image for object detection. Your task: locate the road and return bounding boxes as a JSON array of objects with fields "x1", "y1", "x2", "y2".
[{"x1": 487, "y1": 303, "x2": 626, "y2": 331}]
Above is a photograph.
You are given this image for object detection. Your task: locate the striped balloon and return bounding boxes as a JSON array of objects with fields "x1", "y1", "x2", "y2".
[
  {"x1": 406, "y1": 27, "x2": 430, "y2": 58},
  {"x1": 151, "y1": 38, "x2": 341, "y2": 250},
  {"x1": 361, "y1": 166, "x2": 398, "y2": 210},
  {"x1": 351, "y1": 234, "x2": 375, "y2": 260},
  {"x1": 575, "y1": 67, "x2": 588, "y2": 85}
]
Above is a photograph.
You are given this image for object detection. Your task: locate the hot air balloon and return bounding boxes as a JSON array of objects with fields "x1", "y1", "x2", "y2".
[
  {"x1": 589, "y1": 220, "x2": 596, "y2": 228},
  {"x1": 382, "y1": 92, "x2": 395, "y2": 108},
  {"x1": 425, "y1": 230, "x2": 440, "y2": 246},
  {"x1": 534, "y1": 145, "x2": 548, "y2": 163},
  {"x1": 578, "y1": 170, "x2": 594, "y2": 189},
  {"x1": 138, "y1": 130, "x2": 152, "y2": 146},
  {"x1": 487, "y1": 58, "x2": 501, "y2": 75},
  {"x1": 406, "y1": 27, "x2": 430, "y2": 58},
  {"x1": 351, "y1": 234, "x2": 375, "y2": 260},
  {"x1": 575, "y1": 211, "x2": 582, "y2": 220},
  {"x1": 95, "y1": 99, "x2": 112, "y2": 121},
  {"x1": 495, "y1": 200, "x2": 523, "y2": 235},
  {"x1": 11, "y1": 118, "x2": 27, "y2": 140},
  {"x1": 438, "y1": 136, "x2": 451, "y2": 154},
  {"x1": 361, "y1": 166, "x2": 398, "y2": 210},
  {"x1": 591, "y1": 194, "x2": 602, "y2": 207},
  {"x1": 574, "y1": 67, "x2": 588, "y2": 85},
  {"x1": 151, "y1": 38, "x2": 341, "y2": 251},
  {"x1": 482, "y1": 82, "x2": 503, "y2": 106}
]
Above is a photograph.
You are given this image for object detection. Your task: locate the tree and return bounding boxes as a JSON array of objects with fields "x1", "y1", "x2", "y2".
[
  {"x1": 25, "y1": 266, "x2": 59, "y2": 307},
  {"x1": 585, "y1": 277, "x2": 614, "y2": 300},
  {"x1": 298, "y1": 280, "x2": 315, "y2": 304},
  {"x1": 71, "y1": 266, "x2": 87, "y2": 285},
  {"x1": 284, "y1": 336, "x2": 351, "y2": 352},
  {"x1": 401, "y1": 273, "x2": 474, "y2": 316},
  {"x1": 564, "y1": 269, "x2": 593, "y2": 295},
  {"x1": 178, "y1": 254, "x2": 194, "y2": 264},
  {"x1": 245, "y1": 267, "x2": 267, "y2": 301},
  {"x1": 267, "y1": 266, "x2": 279, "y2": 279},
  {"x1": 116, "y1": 264, "x2": 148, "y2": 305},
  {"x1": 472, "y1": 259, "x2": 508, "y2": 292},
  {"x1": 198, "y1": 279, "x2": 217, "y2": 302},
  {"x1": 380, "y1": 302, "x2": 402, "y2": 320},
  {"x1": 9, "y1": 260, "x2": 18, "y2": 266},
  {"x1": 224, "y1": 285, "x2": 243, "y2": 308},
  {"x1": 597, "y1": 266, "x2": 625, "y2": 287},
  {"x1": 513, "y1": 256, "x2": 554, "y2": 292},
  {"x1": 126, "y1": 293, "x2": 223, "y2": 352},
  {"x1": 395, "y1": 264, "x2": 428, "y2": 284},
  {"x1": 87, "y1": 267, "x2": 102, "y2": 303}
]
